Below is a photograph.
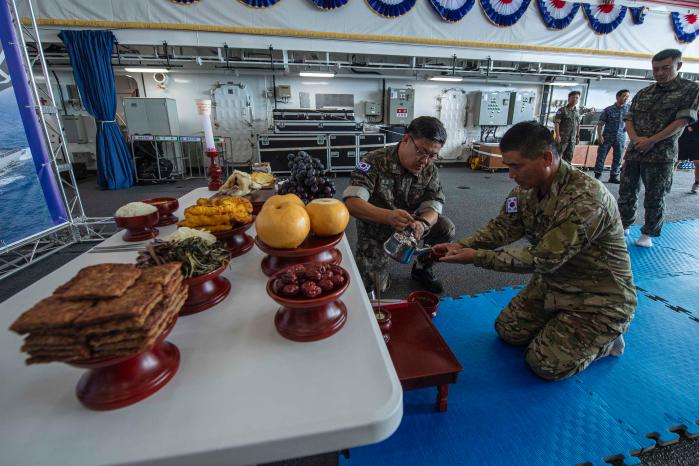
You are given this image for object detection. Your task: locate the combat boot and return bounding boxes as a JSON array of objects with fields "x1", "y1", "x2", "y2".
[
  {"x1": 411, "y1": 265, "x2": 444, "y2": 294},
  {"x1": 691, "y1": 181, "x2": 698, "y2": 194},
  {"x1": 607, "y1": 176, "x2": 620, "y2": 184}
]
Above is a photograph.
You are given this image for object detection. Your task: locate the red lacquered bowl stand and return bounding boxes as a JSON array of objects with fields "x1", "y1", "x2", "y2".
[
  {"x1": 181, "y1": 264, "x2": 231, "y2": 316},
  {"x1": 267, "y1": 265, "x2": 350, "y2": 342},
  {"x1": 143, "y1": 197, "x2": 179, "y2": 227},
  {"x1": 244, "y1": 188, "x2": 275, "y2": 215},
  {"x1": 115, "y1": 211, "x2": 160, "y2": 242},
  {"x1": 68, "y1": 318, "x2": 179, "y2": 411},
  {"x1": 255, "y1": 233, "x2": 343, "y2": 277},
  {"x1": 214, "y1": 220, "x2": 254, "y2": 258}
]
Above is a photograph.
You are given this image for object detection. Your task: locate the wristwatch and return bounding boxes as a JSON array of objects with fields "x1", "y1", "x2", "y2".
[{"x1": 415, "y1": 217, "x2": 431, "y2": 233}]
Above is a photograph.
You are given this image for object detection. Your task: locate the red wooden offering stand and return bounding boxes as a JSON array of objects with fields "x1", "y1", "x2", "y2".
[
  {"x1": 255, "y1": 233, "x2": 343, "y2": 277},
  {"x1": 214, "y1": 220, "x2": 255, "y2": 258},
  {"x1": 181, "y1": 264, "x2": 231, "y2": 316},
  {"x1": 374, "y1": 301, "x2": 462, "y2": 412},
  {"x1": 143, "y1": 197, "x2": 179, "y2": 227},
  {"x1": 68, "y1": 318, "x2": 180, "y2": 411},
  {"x1": 115, "y1": 211, "x2": 160, "y2": 242},
  {"x1": 244, "y1": 188, "x2": 275, "y2": 215},
  {"x1": 267, "y1": 266, "x2": 350, "y2": 342}
]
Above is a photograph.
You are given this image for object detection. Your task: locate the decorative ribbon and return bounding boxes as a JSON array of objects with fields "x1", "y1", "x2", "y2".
[
  {"x1": 629, "y1": 6, "x2": 646, "y2": 25},
  {"x1": 536, "y1": 0, "x2": 579, "y2": 30},
  {"x1": 238, "y1": 0, "x2": 282, "y2": 7},
  {"x1": 429, "y1": 0, "x2": 476, "y2": 22},
  {"x1": 479, "y1": 0, "x2": 531, "y2": 27},
  {"x1": 366, "y1": 0, "x2": 417, "y2": 18},
  {"x1": 309, "y1": 0, "x2": 349, "y2": 9},
  {"x1": 671, "y1": 12, "x2": 699, "y2": 43},
  {"x1": 583, "y1": 3, "x2": 626, "y2": 34}
]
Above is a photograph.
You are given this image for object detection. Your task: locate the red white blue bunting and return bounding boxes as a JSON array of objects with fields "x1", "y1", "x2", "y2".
[
  {"x1": 583, "y1": 3, "x2": 626, "y2": 34},
  {"x1": 309, "y1": 0, "x2": 348, "y2": 9},
  {"x1": 629, "y1": 6, "x2": 646, "y2": 25},
  {"x1": 238, "y1": 0, "x2": 282, "y2": 7},
  {"x1": 366, "y1": 0, "x2": 417, "y2": 17},
  {"x1": 430, "y1": 0, "x2": 475, "y2": 22},
  {"x1": 479, "y1": 0, "x2": 531, "y2": 26},
  {"x1": 671, "y1": 12, "x2": 699, "y2": 43},
  {"x1": 536, "y1": 0, "x2": 579, "y2": 30}
]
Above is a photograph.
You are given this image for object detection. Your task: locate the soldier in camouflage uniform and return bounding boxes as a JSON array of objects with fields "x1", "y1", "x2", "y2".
[
  {"x1": 553, "y1": 91, "x2": 581, "y2": 164},
  {"x1": 434, "y1": 122, "x2": 636, "y2": 381},
  {"x1": 618, "y1": 49, "x2": 699, "y2": 248},
  {"x1": 343, "y1": 116, "x2": 455, "y2": 294}
]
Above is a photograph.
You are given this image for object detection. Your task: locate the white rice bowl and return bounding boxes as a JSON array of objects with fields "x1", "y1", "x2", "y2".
[{"x1": 115, "y1": 202, "x2": 158, "y2": 218}]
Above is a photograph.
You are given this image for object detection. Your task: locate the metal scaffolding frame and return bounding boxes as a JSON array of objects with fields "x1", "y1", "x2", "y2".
[{"x1": 0, "y1": 0, "x2": 116, "y2": 281}]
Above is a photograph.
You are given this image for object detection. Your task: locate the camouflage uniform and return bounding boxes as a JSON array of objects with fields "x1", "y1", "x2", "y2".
[
  {"x1": 459, "y1": 161, "x2": 637, "y2": 380},
  {"x1": 618, "y1": 77, "x2": 699, "y2": 236},
  {"x1": 342, "y1": 144, "x2": 455, "y2": 292},
  {"x1": 554, "y1": 106, "x2": 580, "y2": 163}
]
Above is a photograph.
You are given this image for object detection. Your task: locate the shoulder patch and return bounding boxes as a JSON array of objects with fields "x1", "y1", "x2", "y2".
[
  {"x1": 355, "y1": 161, "x2": 371, "y2": 173},
  {"x1": 505, "y1": 196, "x2": 519, "y2": 214}
]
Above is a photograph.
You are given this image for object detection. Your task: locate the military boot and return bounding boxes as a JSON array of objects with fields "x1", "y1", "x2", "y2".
[{"x1": 411, "y1": 264, "x2": 443, "y2": 294}]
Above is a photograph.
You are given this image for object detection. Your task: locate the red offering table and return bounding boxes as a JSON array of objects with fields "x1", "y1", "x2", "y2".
[
  {"x1": 374, "y1": 301, "x2": 462, "y2": 412},
  {"x1": 255, "y1": 234, "x2": 343, "y2": 277}
]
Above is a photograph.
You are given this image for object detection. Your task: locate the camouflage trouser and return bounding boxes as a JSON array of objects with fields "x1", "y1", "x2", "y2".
[
  {"x1": 355, "y1": 215, "x2": 455, "y2": 293},
  {"x1": 617, "y1": 161, "x2": 674, "y2": 237},
  {"x1": 558, "y1": 139, "x2": 575, "y2": 163},
  {"x1": 494, "y1": 275, "x2": 626, "y2": 381}
]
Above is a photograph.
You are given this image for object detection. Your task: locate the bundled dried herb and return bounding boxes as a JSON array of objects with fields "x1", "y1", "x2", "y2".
[{"x1": 137, "y1": 238, "x2": 229, "y2": 278}]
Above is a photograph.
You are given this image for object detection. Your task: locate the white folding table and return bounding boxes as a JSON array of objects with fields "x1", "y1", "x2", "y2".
[{"x1": 0, "y1": 187, "x2": 402, "y2": 466}]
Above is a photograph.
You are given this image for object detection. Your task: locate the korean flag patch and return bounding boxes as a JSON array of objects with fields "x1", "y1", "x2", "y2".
[
  {"x1": 355, "y1": 161, "x2": 371, "y2": 173},
  {"x1": 505, "y1": 196, "x2": 518, "y2": 214}
]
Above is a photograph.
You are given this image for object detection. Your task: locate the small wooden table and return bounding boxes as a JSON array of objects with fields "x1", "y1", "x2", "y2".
[{"x1": 376, "y1": 302, "x2": 462, "y2": 412}]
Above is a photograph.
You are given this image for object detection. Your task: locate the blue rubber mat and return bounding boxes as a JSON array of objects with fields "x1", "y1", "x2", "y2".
[
  {"x1": 626, "y1": 222, "x2": 699, "y2": 278},
  {"x1": 635, "y1": 274, "x2": 699, "y2": 321},
  {"x1": 346, "y1": 292, "x2": 699, "y2": 465}
]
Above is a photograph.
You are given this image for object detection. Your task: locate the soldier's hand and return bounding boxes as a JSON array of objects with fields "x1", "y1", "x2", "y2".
[
  {"x1": 576, "y1": 135, "x2": 580, "y2": 144},
  {"x1": 388, "y1": 209, "x2": 413, "y2": 231},
  {"x1": 555, "y1": 134, "x2": 561, "y2": 144},
  {"x1": 439, "y1": 247, "x2": 477, "y2": 264},
  {"x1": 634, "y1": 137, "x2": 656, "y2": 153},
  {"x1": 410, "y1": 220, "x2": 426, "y2": 240},
  {"x1": 432, "y1": 243, "x2": 463, "y2": 259},
  {"x1": 598, "y1": 136, "x2": 604, "y2": 145}
]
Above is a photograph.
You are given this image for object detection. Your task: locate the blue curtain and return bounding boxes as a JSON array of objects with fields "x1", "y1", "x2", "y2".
[{"x1": 59, "y1": 30, "x2": 134, "y2": 189}]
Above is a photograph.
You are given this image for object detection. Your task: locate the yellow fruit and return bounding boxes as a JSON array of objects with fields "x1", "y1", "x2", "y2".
[
  {"x1": 306, "y1": 198, "x2": 350, "y2": 237},
  {"x1": 262, "y1": 194, "x2": 304, "y2": 210},
  {"x1": 255, "y1": 202, "x2": 310, "y2": 249}
]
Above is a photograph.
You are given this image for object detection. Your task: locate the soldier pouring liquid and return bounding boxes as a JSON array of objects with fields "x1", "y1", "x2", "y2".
[{"x1": 342, "y1": 116, "x2": 455, "y2": 294}]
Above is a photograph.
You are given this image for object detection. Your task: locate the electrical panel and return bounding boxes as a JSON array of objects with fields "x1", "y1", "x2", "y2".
[
  {"x1": 469, "y1": 91, "x2": 511, "y2": 126},
  {"x1": 508, "y1": 91, "x2": 536, "y2": 124},
  {"x1": 364, "y1": 100, "x2": 379, "y2": 116},
  {"x1": 386, "y1": 88, "x2": 414, "y2": 125},
  {"x1": 275, "y1": 85, "x2": 292, "y2": 99},
  {"x1": 123, "y1": 98, "x2": 180, "y2": 135}
]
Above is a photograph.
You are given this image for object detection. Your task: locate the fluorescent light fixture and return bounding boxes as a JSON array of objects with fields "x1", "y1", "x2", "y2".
[
  {"x1": 299, "y1": 72, "x2": 335, "y2": 78},
  {"x1": 429, "y1": 76, "x2": 463, "y2": 82},
  {"x1": 301, "y1": 81, "x2": 328, "y2": 85},
  {"x1": 124, "y1": 67, "x2": 169, "y2": 73},
  {"x1": 173, "y1": 78, "x2": 191, "y2": 84},
  {"x1": 548, "y1": 82, "x2": 578, "y2": 87}
]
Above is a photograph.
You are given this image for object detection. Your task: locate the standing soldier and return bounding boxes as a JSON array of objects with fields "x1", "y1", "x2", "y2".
[
  {"x1": 553, "y1": 90, "x2": 581, "y2": 164},
  {"x1": 593, "y1": 89, "x2": 630, "y2": 183},
  {"x1": 433, "y1": 122, "x2": 636, "y2": 381},
  {"x1": 618, "y1": 49, "x2": 699, "y2": 248},
  {"x1": 342, "y1": 116, "x2": 455, "y2": 294}
]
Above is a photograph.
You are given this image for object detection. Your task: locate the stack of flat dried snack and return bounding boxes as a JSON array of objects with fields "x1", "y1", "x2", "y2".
[{"x1": 9, "y1": 263, "x2": 186, "y2": 364}]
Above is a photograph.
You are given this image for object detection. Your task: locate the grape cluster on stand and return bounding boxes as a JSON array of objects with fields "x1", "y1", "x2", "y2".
[{"x1": 277, "y1": 151, "x2": 336, "y2": 203}]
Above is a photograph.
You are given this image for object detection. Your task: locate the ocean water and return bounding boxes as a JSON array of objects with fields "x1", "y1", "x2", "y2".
[{"x1": 0, "y1": 87, "x2": 57, "y2": 249}]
